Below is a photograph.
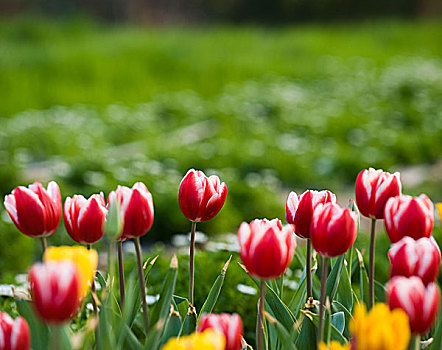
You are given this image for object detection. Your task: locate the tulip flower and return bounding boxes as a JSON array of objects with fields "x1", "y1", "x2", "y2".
[
  {"x1": 349, "y1": 303, "x2": 410, "y2": 350},
  {"x1": 29, "y1": 261, "x2": 80, "y2": 324},
  {"x1": 355, "y1": 168, "x2": 401, "y2": 310},
  {"x1": 178, "y1": 169, "x2": 227, "y2": 306},
  {"x1": 286, "y1": 189, "x2": 336, "y2": 302},
  {"x1": 4, "y1": 181, "x2": 61, "y2": 252},
  {"x1": 387, "y1": 276, "x2": 440, "y2": 335},
  {"x1": 355, "y1": 168, "x2": 401, "y2": 219},
  {"x1": 238, "y1": 218, "x2": 295, "y2": 350},
  {"x1": 384, "y1": 194, "x2": 434, "y2": 243},
  {"x1": 310, "y1": 202, "x2": 358, "y2": 344},
  {"x1": 318, "y1": 341, "x2": 349, "y2": 350},
  {"x1": 198, "y1": 313, "x2": 243, "y2": 350},
  {"x1": 161, "y1": 329, "x2": 225, "y2": 350},
  {"x1": 43, "y1": 245, "x2": 98, "y2": 300},
  {"x1": 178, "y1": 169, "x2": 227, "y2": 223},
  {"x1": 388, "y1": 236, "x2": 441, "y2": 285},
  {"x1": 108, "y1": 182, "x2": 154, "y2": 330},
  {"x1": 0, "y1": 312, "x2": 30, "y2": 350},
  {"x1": 63, "y1": 193, "x2": 107, "y2": 244}
]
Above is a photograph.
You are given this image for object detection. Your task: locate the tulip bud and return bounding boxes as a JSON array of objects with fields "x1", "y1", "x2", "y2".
[
  {"x1": 387, "y1": 276, "x2": 440, "y2": 335},
  {"x1": 286, "y1": 190, "x2": 336, "y2": 239},
  {"x1": 63, "y1": 193, "x2": 107, "y2": 244},
  {"x1": 238, "y1": 219, "x2": 296, "y2": 280},
  {"x1": 109, "y1": 182, "x2": 154, "y2": 241},
  {"x1": 179, "y1": 169, "x2": 227, "y2": 222},
  {"x1": 384, "y1": 194, "x2": 434, "y2": 243},
  {"x1": 29, "y1": 261, "x2": 80, "y2": 324},
  {"x1": 310, "y1": 203, "x2": 358, "y2": 257},
  {"x1": 355, "y1": 168, "x2": 401, "y2": 219},
  {"x1": 4, "y1": 181, "x2": 61, "y2": 238},
  {"x1": 388, "y1": 236, "x2": 441, "y2": 285},
  {"x1": 0, "y1": 312, "x2": 30, "y2": 350},
  {"x1": 198, "y1": 313, "x2": 243, "y2": 350}
]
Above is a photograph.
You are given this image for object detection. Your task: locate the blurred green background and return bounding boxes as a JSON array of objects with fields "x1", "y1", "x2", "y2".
[{"x1": 0, "y1": 3, "x2": 441, "y2": 302}]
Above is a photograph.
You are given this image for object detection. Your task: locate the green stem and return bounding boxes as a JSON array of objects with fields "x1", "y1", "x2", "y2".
[
  {"x1": 306, "y1": 238, "x2": 312, "y2": 300},
  {"x1": 40, "y1": 236, "x2": 47, "y2": 255},
  {"x1": 51, "y1": 325, "x2": 60, "y2": 350},
  {"x1": 189, "y1": 221, "x2": 197, "y2": 305},
  {"x1": 87, "y1": 244, "x2": 98, "y2": 317},
  {"x1": 409, "y1": 335, "x2": 420, "y2": 350},
  {"x1": 257, "y1": 279, "x2": 266, "y2": 350},
  {"x1": 368, "y1": 218, "x2": 376, "y2": 310},
  {"x1": 134, "y1": 237, "x2": 149, "y2": 333},
  {"x1": 318, "y1": 256, "x2": 329, "y2": 345},
  {"x1": 117, "y1": 241, "x2": 126, "y2": 309}
]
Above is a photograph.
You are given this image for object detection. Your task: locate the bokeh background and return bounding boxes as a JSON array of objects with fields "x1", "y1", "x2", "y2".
[{"x1": 1, "y1": 1, "x2": 441, "y2": 327}]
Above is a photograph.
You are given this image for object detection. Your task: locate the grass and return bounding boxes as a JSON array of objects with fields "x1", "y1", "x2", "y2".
[{"x1": 0, "y1": 17, "x2": 441, "y2": 117}]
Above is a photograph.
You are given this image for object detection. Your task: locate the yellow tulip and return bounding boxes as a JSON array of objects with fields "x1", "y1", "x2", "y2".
[
  {"x1": 43, "y1": 245, "x2": 98, "y2": 299},
  {"x1": 161, "y1": 330, "x2": 225, "y2": 350},
  {"x1": 437, "y1": 203, "x2": 442, "y2": 222},
  {"x1": 350, "y1": 303, "x2": 410, "y2": 350}
]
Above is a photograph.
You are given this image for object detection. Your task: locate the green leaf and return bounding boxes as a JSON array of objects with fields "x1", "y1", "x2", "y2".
[
  {"x1": 143, "y1": 319, "x2": 166, "y2": 350},
  {"x1": 180, "y1": 305, "x2": 197, "y2": 336},
  {"x1": 16, "y1": 299, "x2": 50, "y2": 350},
  {"x1": 295, "y1": 315, "x2": 316, "y2": 350},
  {"x1": 331, "y1": 312, "x2": 345, "y2": 334},
  {"x1": 161, "y1": 309, "x2": 182, "y2": 346},
  {"x1": 121, "y1": 324, "x2": 142, "y2": 350},
  {"x1": 303, "y1": 309, "x2": 348, "y2": 344},
  {"x1": 150, "y1": 255, "x2": 178, "y2": 327},
  {"x1": 326, "y1": 255, "x2": 345, "y2": 302},
  {"x1": 198, "y1": 256, "x2": 231, "y2": 321},
  {"x1": 288, "y1": 271, "x2": 307, "y2": 319},
  {"x1": 374, "y1": 280, "x2": 385, "y2": 303},
  {"x1": 429, "y1": 305, "x2": 442, "y2": 350},
  {"x1": 356, "y1": 249, "x2": 370, "y2": 306},
  {"x1": 265, "y1": 311, "x2": 298, "y2": 350},
  {"x1": 337, "y1": 258, "x2": 353, "y2": 310}
]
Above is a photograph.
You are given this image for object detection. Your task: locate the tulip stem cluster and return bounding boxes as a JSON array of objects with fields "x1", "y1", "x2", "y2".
[
  {"x1": 368, "y1": 218, "x2": 376, "y2": 310},
  {"x1": 117, "y1": 241, "x2": 126, "y2": 309},
  {"x1": 318, "y1": 256, "x2": 329, "y2": 345},
  {"x1": 40, "y1": 236, "x2": 48, "y2": 254},
  {"x1": 134, "y1": 237, "x2": 149, "y2": 333},
  {"x1": 306, "y1": 238, "x2": 312, "y2": 300},
  {"x1": 189, "y1": 221, "x2": 197, "y2": 305},
  {"x1": 257, "y1": 279, "x2": 266, "y2": 350}
]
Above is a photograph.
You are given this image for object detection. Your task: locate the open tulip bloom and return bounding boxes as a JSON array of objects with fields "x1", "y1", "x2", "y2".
[
  {"x1": 178, "y1": 169, "x2": 227, "y2": 306},
  {"x1": 355, "y1": 167, "x2": 402, "y2": 311},
  {"x1": 286, "y1": 190, "x2": 336, "y2": 303},
  {"x1": 4, "y1": 181, "x2": 62, "y2": 253}
]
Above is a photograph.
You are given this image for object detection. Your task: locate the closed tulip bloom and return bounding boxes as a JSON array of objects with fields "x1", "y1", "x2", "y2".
[
  {"x1": 0, "y1": 313, "x2": 30, "y2": 350},
  {"x1": 4, "y1": 181, "x2": 61, "y2": 238},
  {"x1": 198, "y1": 313, "x2": 243, "y2": 350},
  {"x1": 387, "y1": 276, "x2": 440, "y2": 335},
  {"x1": 384, "y1": 194, "x2": 434, "y2": 243},
  {"x1": 109, "y1": 182, "x2": 154, "y2": 241},
  {"x1": 388, "y1": 236, "x2": 441, "y2": 285},
  {"x1": 29, "y1": 261, "x2": 80, "y2": 324},
  {"x1": 286, "y1": 190, "x2": 336, "y2": 239},
  {"x1": 310, "y1": 203, "x2": 358, "y2": 257},
  {"x1": 355, "y1": 168, "x2": 401, "y2": 219},
  {"x1": 63, "y1": 193, "x2": 107, "y2": 244},
  {"x1": 238, "y1": 219, "x2": 296, "y2": 280},
  {"x1": 179, "y1": 169, "x2": 227, "y2": 222}
]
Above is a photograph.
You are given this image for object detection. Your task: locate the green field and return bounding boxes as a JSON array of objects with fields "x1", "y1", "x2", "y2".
[{"x1": 0, "y1": 17, "x2": 441, "y2": 277}]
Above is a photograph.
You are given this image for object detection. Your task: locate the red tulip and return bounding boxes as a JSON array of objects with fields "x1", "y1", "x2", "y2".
[
  {"x1": 238, "y1": 219, "x2": 296, "y2": 280},
  {"x1": 384, "y1": 194, "x2": 434, "y2": 243},
  {"x1": 310, "y1": 203, "x2": 358, "y2": 257},
  {"x1": 198, "y1": 313, "x2": 243, "y2": 350},
  {"x1": 4, "y1": 181, "x2": 61, "y2": 238},
  {"x1": 0, "y1": 313, "x2": 30, "y2": 350},
  {"x1": 388, "y1": 236, "x2": 441, "y2": 285},
  {"x1": 109, "y1": 182, "x2": 154, "y2": 241},
  {"x1": 29, "y1": 261, "x2": 80, "y2": 324},
  {"x1": 63, "y1": 193, "x2": 107, "y2": 244},
  {"x1": 387, "y1": 276, "x2": 440, "y2": 334},
  {"x1": 178, "y1": 169, "x2": 227, "y2": 222},
  {"x1": 286, "y1": 190, "x2": 336, "y2": 239},
  {"x1": 355, "y1": 168, "x2": 401, "y2": 219}
]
